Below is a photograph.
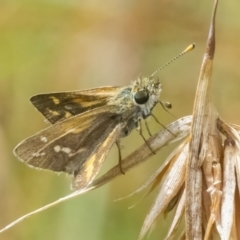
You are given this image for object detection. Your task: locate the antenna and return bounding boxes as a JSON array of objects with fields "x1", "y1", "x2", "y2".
[{"x1": 150, "y1": 43, "x2": 195, "y2": 78}]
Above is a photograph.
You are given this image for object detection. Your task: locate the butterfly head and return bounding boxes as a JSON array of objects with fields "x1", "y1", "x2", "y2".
[{"x1": 132, "y1": 77, "x2": 162, "y2": 116}]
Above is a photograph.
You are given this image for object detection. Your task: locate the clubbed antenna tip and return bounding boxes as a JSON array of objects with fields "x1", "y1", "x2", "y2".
[{"x1": 150, "y1": 43, "x2": 195, "y2": 78}]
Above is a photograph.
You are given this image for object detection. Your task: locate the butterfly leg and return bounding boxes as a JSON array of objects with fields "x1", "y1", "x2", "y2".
[
  {"x1": 137, "y1": 119, "x2": 155, "y2": 155},
  {"x1": 144, "y1": 119, "x2": 152, "y2": 137},
  {"x1": 116, "y1": 140, "x2": 125, "y2": 175},
  {"x1": 151, "y1": 113, "x2": 175, "y2": 136}
]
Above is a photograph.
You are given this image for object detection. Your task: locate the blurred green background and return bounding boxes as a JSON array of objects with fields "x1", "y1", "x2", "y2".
[{"x1": 0, "y1": 1, "x2": 240, "y2": 239}]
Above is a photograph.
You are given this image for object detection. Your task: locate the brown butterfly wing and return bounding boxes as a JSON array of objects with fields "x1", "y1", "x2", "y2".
[
  {"x1": 14, "y1": 106, "x2": 122, "y2": 189},
  {"x1": 30, "y1": 86, "x2": 121, "y2": 124}
]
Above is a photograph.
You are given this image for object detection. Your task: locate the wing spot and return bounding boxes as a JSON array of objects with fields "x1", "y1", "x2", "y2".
[
  {"x1": 50, "y1": 96, "x2": 60, "y2": 105},
  {"x1": 47, "y1": 108, "x2": 60, "y2": 116},
  {"x1": 65, "y1": 112, "x2": 72, "y2": 118},
  {"x1": 62, "y1": 147, "x2": 71, "y2": 154},
  {"x1": 40, "y1": 136, "x2": 48, "y2": 143},
  {"x1": 54, "y1": 145, "x2": 61, "y2": 152},
  {"x1": 68, "y1": 148, "x2": 86, "y2": 157},
  {"x1": 32, "y1": 153, "x2": 40, "y2": 157},
  {"x1": 54, "y1": 146, "x2": 72, "y2": 154},
  {"x1": 65, "y1": 105, "x2": 73, "y2": 110}
]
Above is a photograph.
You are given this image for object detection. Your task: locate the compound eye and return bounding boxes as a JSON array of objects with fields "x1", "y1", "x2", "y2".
[{"x1": 134, "y1": 90, "x2": 149, "y2": 104}]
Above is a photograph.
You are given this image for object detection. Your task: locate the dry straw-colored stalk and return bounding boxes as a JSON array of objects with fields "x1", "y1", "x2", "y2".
[{"x1": 1, "y1": 0, "x2": 240, "y2": 239}]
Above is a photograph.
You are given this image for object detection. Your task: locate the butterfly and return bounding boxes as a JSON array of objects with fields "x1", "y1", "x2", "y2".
[{"x1": 14, "y1": 77, "x2": 163, "y2": 189}]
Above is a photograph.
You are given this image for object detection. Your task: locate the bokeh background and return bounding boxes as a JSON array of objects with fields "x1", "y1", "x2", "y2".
[{"x1": 1, "y1": 1, "x2": 240, "y2": 240}]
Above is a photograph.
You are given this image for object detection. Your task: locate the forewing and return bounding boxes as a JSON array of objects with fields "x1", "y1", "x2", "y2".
[
  {"x1": 14, "y1": 106, "x2": 122, "y2": 184},
  {"x1": 30, "y1": 86, "x2": 121, "y2": 124}
]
